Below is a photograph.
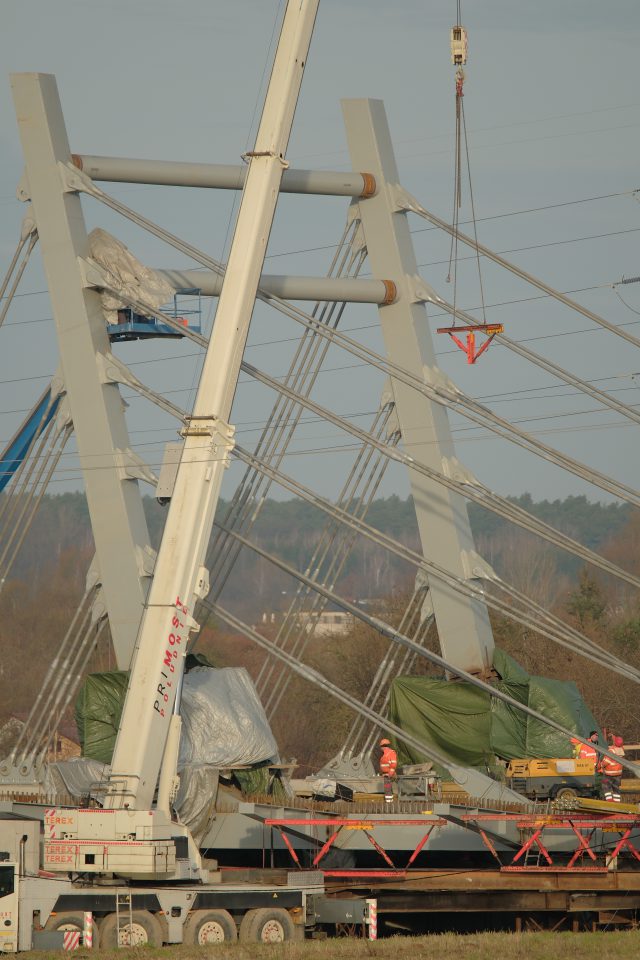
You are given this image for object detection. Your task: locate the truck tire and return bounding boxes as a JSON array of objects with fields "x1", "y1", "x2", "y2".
[
  {"x1": 44, "y1": 912, "x2": 100, "y2": 949},
  {"x1": 183, "y1": 909, "x2": 237, "y2": 944},
  {"x1": 239, "y1": 907, "x2": 295, "y2": 943},
  {"x1": 99, "y1": 910, "x2": 163, "y2": 947}
]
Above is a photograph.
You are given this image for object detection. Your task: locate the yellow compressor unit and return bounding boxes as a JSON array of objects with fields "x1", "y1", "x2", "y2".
[{"x1": 506, "y1": 757, "x2": 598, "y2": 801}]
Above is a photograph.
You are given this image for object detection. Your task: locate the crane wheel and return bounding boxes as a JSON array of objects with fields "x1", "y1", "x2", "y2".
[
  {"x1": 44, "y1": 912, "x2": 100, "y2": 949},
  {"x1": 239, "y1": 907, "x2": 296, "y2": 942},
  {"x1": 99, "y1": 910, "x2": 163, "y2": 947},
  {"x1": 183, "y1": 909, "x2": 237, "y2": 944}
]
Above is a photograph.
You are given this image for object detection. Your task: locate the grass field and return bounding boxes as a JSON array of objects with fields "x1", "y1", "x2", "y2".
[{"x1": 18, "y1": 931, "x2": 640, "y2": 960}]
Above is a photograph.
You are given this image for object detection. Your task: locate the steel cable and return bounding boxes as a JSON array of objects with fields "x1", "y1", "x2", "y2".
[
  {"x1": 262, "y1": 411, "x2": 399, "y2": 718},
  {"x1": 80, "y1": 170, "x2": 640, "y2": 512},
  {"x1": 232, "y1": 444, "x2": 640, "y2": 684},
  {"x1": 13, "y1": 589, "x2": 94, "y2": 763},
  {"x1": 241, "y1": 359, "x2": 640, "y2": 591},
  {"x1": 35, "y1": 617, "x2": 108, "y2": 770},
  {"x1": 403, "y1": 195, "x2": 640, "y2": 351},
  {"x1": 344, "y1": 586, "x2": 431, "y2": 761},
  {"x1": 0, "y1": 233, "x2": 37, "y2": 331},
  {"x1": 0, "y1": 418, "x2": 58, "y2": 574},
  {"x1": 259, "y1": 299, "x2": 640, "y2": 509},
  {"x1": 204, "y1": 227, "x2": 365, "y2": 614},
  {"x1": 208, "y1": 532, "x2": 639, "y2": 777},
  {"x1": 0, "y1": 424, "x2": 72, "y2": 586},
  {"x1": 256, "y1": 399, "x2": 391, "y2": 699}
]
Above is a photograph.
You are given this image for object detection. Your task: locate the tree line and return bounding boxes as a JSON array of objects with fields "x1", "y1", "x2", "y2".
[{"x1": 0, "y1": 491, "x2": 637, "y2": 772}]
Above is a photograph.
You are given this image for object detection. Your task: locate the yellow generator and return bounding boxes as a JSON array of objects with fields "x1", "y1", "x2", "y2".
[{"x1": 506, "y1": 757, "x2": 598, "y2": 801}]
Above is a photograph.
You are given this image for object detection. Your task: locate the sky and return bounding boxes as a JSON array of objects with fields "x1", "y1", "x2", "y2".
[{"x1": 0, "y1": 0, "x2": 639, "y2": 507}]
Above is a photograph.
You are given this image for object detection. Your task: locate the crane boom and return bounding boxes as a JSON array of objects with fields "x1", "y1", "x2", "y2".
[{"x1": 104, "y1": 0, "x2": 320, "y2": 814}]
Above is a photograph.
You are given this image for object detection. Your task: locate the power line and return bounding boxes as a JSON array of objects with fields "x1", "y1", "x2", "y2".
[
  {"x1": 416, "y1": 226, "x2": 640, "y2": 271},
  {"x1": 2, "y1": 189, "x2": 637, "y2": 303},
  {"x1": 24, "y1": 408, "x2": 637, "y2": 488},
  {"x1": 2, "y1": 354, "x2": 640, "y2": 427},
  {"x1": 290, "y1": 102, "x2": 640, "y2": 163},
  {"x1": 3, "y1": 379, "x2": 638, "y2": 474},
  {"x1": 1, "y1": 286, "x2": 638, "y2": 383},
  {"x1": 400, "y1": 120, "x2": 640, "y2": 163},
  {"x1": 1, "y1": 101, "x2": 636, "y2": 204}
]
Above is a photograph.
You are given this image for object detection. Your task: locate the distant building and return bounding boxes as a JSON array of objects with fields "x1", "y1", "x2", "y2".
[
  {"x1": 296, "y1": 610, "x2": 354, "y2": 637},
  {"x1": 258, "y1": 608, "x2": 356, "y2": 637}
]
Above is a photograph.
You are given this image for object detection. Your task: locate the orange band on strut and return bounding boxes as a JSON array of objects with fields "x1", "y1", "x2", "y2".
[
  {"x1": 360, "y1": 172, "x2": 377, "y2": 198},
  {"x1": 381, "y1": 280, "x2": 397, "y2": 305}
]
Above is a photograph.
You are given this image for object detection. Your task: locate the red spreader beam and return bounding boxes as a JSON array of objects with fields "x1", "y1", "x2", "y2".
[{"x1": 436, "y1": 323, "x2": 504, "y2": 364}]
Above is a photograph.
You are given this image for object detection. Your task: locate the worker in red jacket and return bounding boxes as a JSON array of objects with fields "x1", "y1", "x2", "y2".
[
  {"x1": 377, "y1": 738, "x2": 398, "y2": 804},
  {"x1": 600, "y1": 735, "x2": 625, "y2": 802}
]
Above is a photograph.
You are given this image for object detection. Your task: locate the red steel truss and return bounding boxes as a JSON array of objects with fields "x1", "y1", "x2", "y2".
[{"x1": 265, "y1": 812, "x2": 640, "y2": 877}]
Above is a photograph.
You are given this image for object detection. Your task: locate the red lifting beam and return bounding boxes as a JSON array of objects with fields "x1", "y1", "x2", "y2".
[{"x1": 436, "y1": 322, "x2": 503, "y2": 364}]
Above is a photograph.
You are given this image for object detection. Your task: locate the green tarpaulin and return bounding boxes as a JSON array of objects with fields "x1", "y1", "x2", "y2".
[
  {"x1": 74, "y1": 654, "x2": 216, "y2": 764},
  {"x1": 75, "y1": 670, "x2": 128, "y2": 764},
  {"x1": 388, "y1": 648, "x2": 600, "y2": 770}
]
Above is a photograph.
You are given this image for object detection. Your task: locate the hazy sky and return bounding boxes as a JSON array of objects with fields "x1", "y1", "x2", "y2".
[{"x1": 1, "y1": 0, "x2": 639, "y2": 505}]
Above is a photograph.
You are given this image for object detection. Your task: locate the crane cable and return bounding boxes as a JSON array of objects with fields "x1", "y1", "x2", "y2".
[
  {"x1": 446, "y1": 0, "x2": 464, "y2": 296},
  {"x1": 446, "y1": 7, "x2": 488, "y2": 333}
]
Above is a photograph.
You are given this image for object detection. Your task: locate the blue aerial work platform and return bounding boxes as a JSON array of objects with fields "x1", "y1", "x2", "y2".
[
  {"x1": 0, "y1": 386, "x2": 60, "y2": 492},
  {"x1": 106, "y1": 290, "x2": 202, "y2": 343}
]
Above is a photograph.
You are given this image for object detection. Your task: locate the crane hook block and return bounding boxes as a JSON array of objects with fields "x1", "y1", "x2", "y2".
[{"x1": 450, "y1": 25, "x2": 468, "y2": 65}]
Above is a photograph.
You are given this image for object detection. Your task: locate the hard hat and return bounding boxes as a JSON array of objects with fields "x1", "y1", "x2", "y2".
[
  {"x1": 613, "y1": 735, "x2": 624, "y2": 747},
  {"x1": 380, "y1": 738, "x2": 390, "y2": 746}
]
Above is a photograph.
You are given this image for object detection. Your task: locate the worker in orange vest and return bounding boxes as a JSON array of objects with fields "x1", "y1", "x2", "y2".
[
  {"x1": 600, "y1": 735, "x2": 625, "y2": 802},
  {"x1": 573, "y1": 731, "x2": 599, "y2": 764},
  {"x1": 377, "y1": 738, "x2": 398, "y2": 804}
]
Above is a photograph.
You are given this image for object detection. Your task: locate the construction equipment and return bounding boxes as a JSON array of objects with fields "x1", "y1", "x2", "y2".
[
  {"x1": 506, "y1": 757, "x2": 598, "y2": 801},
  {"x1": 0, "y1": 2, "x2": 380, "y2": 949},
  {"x1": 36, "y1": 0, "x2": 319, "y2": 880},
  {"x1": 3, "y1": 0, "x2": 640, "y2": 945}
]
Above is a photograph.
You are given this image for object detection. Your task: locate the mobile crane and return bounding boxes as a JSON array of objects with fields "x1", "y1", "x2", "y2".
[{"x1": 0, "y1": 1, "x2": 376, "y2": 948}]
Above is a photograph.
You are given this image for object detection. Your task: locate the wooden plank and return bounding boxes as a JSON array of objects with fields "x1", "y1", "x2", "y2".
[{"x1": 326, "y1": 868, "x2": 640, "y2": 894}]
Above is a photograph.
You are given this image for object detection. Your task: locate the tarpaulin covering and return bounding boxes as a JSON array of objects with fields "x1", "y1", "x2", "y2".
[
  {"x1": 74, "y1": 671, "x2": 128, "y2": 764},
  {"x1": 75, "y1": 665, "x2": 278, "y2": 768},
  {"x1": 233, "y1": 762, "x2": 288, "y2": 801},
  {"x1": 88, "y1": 228, "x2": 175, "y2": 324},
  {"x1": 177, "y1": 666, "x2": 278, "y2": 768},
  {"x1": 174, "y1": 765, "x2": 220, "y2": 845},
  {"x1": 52, "y1": 756, "x2": 110, "y2": 797},
  {"x1": 74, "y1": 664, "x2": 279, "y2": 828},
  {"x1": 388, "y1": 677, "x2": 494, "y2": 770},
  {"x1": 389, "y1": 648, "x2": 600, "y2": 770}
]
